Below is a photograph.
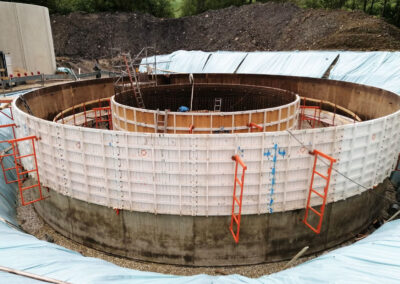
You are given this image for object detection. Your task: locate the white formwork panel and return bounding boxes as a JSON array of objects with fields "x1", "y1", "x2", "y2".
[{"x1": 12, "y1": 100, "x2": 400, "y2": 216}]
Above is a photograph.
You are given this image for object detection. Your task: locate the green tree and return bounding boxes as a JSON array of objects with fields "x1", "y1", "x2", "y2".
[{"x1": 181, "y1": 0, "x2": 250, "y2": 16}]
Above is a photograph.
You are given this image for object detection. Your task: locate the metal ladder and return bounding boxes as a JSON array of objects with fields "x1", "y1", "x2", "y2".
[
  {"x1": 0, "y1": 123, "x2": 18, "y2": 184},
  {"x1": 122, "y1": 53, "x2": 145, "y2": 109},
  {"x1": 230, "y1": 155, "x2": 247, "y2": 243},
  {"x1": 93, "y1": 100, "x2": 113, "y2": 130},
  {"x1": 303, "y1": 150, "x2": 336, "y2": 234},
  {"x1": 0, "y1": 100, "x2": 45, "y2": 206},
  {"x1": 214, "y1": 98, "x2": 222, "y2": 112},
  {"x1": 10, "y1": 136, "x2": 45, "y2": 206},
  {"x1": 156, "y1": 110, "x2": 168, "y2": 133}
]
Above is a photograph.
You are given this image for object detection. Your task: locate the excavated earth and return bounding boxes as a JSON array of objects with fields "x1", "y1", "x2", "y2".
[{"x1": 51, "y1": 1, "x2": 400, "y2": 64}]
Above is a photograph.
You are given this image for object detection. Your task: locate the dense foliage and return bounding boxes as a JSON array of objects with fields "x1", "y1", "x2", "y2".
[
  {"x1": 5, "y1": 0, "x2": 400, "y2": 26},
  {"x1": 6, "y1": 0, "x2": 173, "y2": 17}
]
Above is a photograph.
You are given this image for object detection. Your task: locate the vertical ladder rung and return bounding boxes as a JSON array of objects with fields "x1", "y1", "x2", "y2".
[
  {"x1": 19, "y1": 169, "x2": 37, "y2": 175},
  {"x1": 21, "y1": 183, "x2": 39, "y2": 191},
  {"x1": 15, "y1": 153, "x2": 34, "y2": 159},
  {"x1": 311, "y1": 189, "x2": 325, "y2": 198},
  {"x1": 308, "y1": 206, "x2": 322, "y2": 217},
  {"x1": 232, "y1": 213, "x2": 239, "y2": 224},
  {"x1": 314, "y1": 171, "x2": 328, "y2": 180}
]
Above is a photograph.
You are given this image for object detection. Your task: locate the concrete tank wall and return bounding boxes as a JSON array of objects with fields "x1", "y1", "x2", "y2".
[
  {"x1": 13, "y1": 77, "x2": 400, "y2": 217},
  {"x1": 0, "y1": 2, "x2": 56, "y2": 74},
  {"x1": 31, "y1": 183, "x2": 385, "y2": 266},
  {"x1": 11, "y1": 75, "x2": 400, "y2": 265}
]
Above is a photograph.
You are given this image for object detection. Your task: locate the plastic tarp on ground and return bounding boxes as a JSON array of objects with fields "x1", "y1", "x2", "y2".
[
  {"x1": 139, "y1": 50, "x2": 211, "y2": 74},
  {"x1": 141, "y1": 50, "x2": 339, "y2": 78},
  {"x1": 140, "y1": 50, "x2": 400, "y2": 96},
  {"x1": 329, "y1": 51, "x2": 400, "y2": 95},
  {"x1": 201, "y1": 51, "x2": 248, "y2": 73},
  {"x1": 236, "y1": 51, "x2": 339, "y2": 77}
]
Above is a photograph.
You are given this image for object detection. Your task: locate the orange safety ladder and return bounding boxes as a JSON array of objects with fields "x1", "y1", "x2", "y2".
[
  {"x1": 9, "y1": 136, "x2": 45, "y2": 206},
  {"x1": 230, "y1": 155, "x2": 247, "y2": 243},
  {"x1": 0, "y1": 99, "x2": 15, "y2": 121},
  {"x1": 0, "y1": 99, "x2": 18, "y2": 184},
  {"x1": 93, "y1": 100, "x2": 113, "y2": 130},
  {"x1": 0, "y1": 123, "x2": 18, "y2": 184},
  {"x1": 303, "y1": 150, "x2": 336, "y2": 234},
  {"x1": 300, "y1": 106, "x2": 321, "y2": 129}
]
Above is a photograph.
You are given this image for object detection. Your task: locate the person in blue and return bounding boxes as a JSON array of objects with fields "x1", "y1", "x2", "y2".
[{"x1": 178, "y1": 106, "x2": 189, "y2": 112}]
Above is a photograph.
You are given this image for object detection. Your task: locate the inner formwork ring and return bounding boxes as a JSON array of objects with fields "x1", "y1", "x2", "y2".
[{"x1": 112, "y1": 84, "x2": 301, "y2": 134}]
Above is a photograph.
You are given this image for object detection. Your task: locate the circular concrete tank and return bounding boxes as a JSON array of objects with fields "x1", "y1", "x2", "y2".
[{"x1": 12, "y1": 74, "x2": 400, "y2": 266}]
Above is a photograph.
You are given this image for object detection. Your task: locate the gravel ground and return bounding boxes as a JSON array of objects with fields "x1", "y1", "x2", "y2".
[{"x1": 15, "y1": 179, "x2": 396, "y2": 278}]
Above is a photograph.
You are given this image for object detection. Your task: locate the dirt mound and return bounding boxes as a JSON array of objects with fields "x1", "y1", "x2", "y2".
[{"x1": 51, "y1": 2, "x2": 400, "y2": 59}]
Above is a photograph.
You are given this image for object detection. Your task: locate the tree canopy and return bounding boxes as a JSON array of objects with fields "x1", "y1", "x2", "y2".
[
  {"x1": 6, "y1": 0, "x2": 174, "y2": 17},
  {"x1": 5, "y1": 0, "x2": 400, "y2": 27}
]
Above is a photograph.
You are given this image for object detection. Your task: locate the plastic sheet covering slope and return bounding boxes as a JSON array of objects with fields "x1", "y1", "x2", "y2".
[
  {"x1": 329, "y1": 51, "x2": 400, "y2": 95},
  {"x1": 168, "y1": 50, "x2": 211, "y2": 74},
  {"x1": 264, "y1": 220, "x2": 400, "y2": 283},
  {"x1": 141, "y1": 50, "x2": 339, "y2": 77},
  {"x1": 236, "y1": 51, "x2": 339, "y2": 77},
  {"x1": 138, "y1": 53, "x2": 173, "y2": 74},
  {"x1": 201, "y1": 51, "x2": 248, "y2": 73},
  {"x1": 139, "y1": 50, "x2": 211, "y2": 74}
]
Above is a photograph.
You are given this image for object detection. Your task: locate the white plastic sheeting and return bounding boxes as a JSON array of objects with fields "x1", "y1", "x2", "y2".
[
  {"x1": 141, "y1": 50, "x2": 339, "y2": 77},
  {"x1": 139, "y1": 53, "x2": 173, "y2": 74},
  {"x1": 329, "y1": 51, "x2": 400, "y2": 95},
  {"x1": 168, "y1": 51, "x2": 211, "y2": 73},
  {"x1": 236, "y1": 51, "x2": 339, "y2": 77},
  {"x1": 140, "y1": 50, "x2": 400, "y2": 95},
  {"x1": 140, "y1": 50, "x2": 211, "y2": 74},
  {"x1": 202, "y1": 51, "x2": 248, "y2": 73}
]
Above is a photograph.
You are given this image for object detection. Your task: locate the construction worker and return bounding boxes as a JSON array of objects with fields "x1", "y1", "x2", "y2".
[{"x1": 93, "y1": 59, "x2": 101, "y2": 79}]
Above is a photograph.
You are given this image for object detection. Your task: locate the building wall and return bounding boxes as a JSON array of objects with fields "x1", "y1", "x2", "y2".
[{"x1": 0, "y1": 2, "x2": 56, "y2": 75}]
